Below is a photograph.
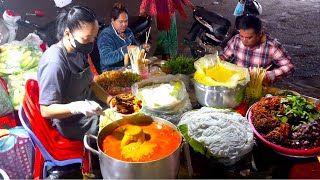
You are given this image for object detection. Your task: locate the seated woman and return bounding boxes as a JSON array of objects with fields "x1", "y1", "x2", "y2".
[
  {"x1": 37, "y1": 6, "x2": 113, "y2": 141},
  {"x1": 97, "y1": 2, "x2": 150, "y2": 72}
]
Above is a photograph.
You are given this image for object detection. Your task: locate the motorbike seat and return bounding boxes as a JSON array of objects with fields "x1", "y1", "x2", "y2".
[
  {"x1": 36, "y1": 21, "x2": 58, "y2": 47},
  {"x1": 194, "y1": 6, "x2": 231, "y2": 42}
]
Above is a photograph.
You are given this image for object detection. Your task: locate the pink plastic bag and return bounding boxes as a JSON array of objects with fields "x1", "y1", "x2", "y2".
[{"x1": 0, "y1": 127, "x2": 34, "y2": 179}]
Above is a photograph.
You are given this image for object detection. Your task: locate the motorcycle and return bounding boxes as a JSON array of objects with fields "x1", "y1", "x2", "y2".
[
  {"x1": 185, "y1": 6, "x2": 231, "y2": 59},
  {"x1": 0, "y1": 0, "x2": 46, "y2": 46},
  {"x1": 0, "y1": 0, "x2": 74, "y2": 47},
  {"x1": 185, "y1": 0, "x2": 262, "y2": 59}
]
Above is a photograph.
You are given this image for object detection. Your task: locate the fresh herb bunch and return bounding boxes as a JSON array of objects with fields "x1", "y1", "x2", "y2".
[
  {"x1": 276, "y1": 95, "x2": 320, "y2": 129},
  {"x1": 164, "y1": 55, "x2": 195, "y2": 75}
]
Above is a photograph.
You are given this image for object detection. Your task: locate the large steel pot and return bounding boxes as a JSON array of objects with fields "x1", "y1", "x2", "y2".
[
  {"x1": 84, "y1": 115, "x2": 182, "y2": 179},
  {"x1": 193, "y1": 80, "x2": 245, "y2": 108}
]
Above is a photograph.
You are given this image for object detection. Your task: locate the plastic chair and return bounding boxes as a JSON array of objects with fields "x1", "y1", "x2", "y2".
[
  {"x1": 19, "y1": 106, "x2": 82, "y2": 179},
  {"x1": 18, "y1": 79, "x2": 87, "y2": 179},
  {"x1": 22, "y1": 80, "x2": 84, "y2": 156}
]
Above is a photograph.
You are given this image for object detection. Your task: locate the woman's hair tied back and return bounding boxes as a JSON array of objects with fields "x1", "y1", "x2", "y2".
[
  {"x1": 111, "y1": 2, "x2": 128, "y2": 20},
  {"x1": 56, "y1": 5, "x2": 97, "y2": 40}
]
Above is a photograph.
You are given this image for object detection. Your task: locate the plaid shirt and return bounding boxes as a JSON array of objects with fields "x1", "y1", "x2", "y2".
[{"x1": 219, "y1": 33, "x2": 294, "y2": 81}]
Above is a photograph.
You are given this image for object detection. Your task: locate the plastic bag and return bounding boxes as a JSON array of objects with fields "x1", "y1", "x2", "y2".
[
  {"x1": 132, "y1": 75, "x2": 188, "y2": 112},
  {"x1": 141, "y1": 99, "x2": 192, "y2": 125},
  {"x1": 234, "y1": 1, "x2": 245, "y2": 16},
  {"x1": 132, "y1": 74, "x2": 192, "y2": 125},
  {"x1": 194, "y1": 54, "x2": 250, "y2": 88},
  {"x1": 0, "y1": 127, "x2": 34, "y2": 179}
]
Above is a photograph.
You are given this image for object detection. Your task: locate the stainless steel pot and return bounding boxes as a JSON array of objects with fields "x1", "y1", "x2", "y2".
[
  {"x1": 193, "y1": 80, "x2": 245, "y2": 108},
  {"x1": 84, "y1": 115, "x2": 182, "y2": 179}
]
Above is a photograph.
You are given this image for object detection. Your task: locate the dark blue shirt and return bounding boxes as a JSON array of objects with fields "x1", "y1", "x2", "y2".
[{"x1": 97, "y1": 24, "x2": 138, "y2": 72}]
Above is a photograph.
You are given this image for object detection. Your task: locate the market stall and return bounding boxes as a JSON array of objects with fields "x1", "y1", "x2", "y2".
[{"x1": 89, "y1": 53, "x2": 320, "y2": 179}]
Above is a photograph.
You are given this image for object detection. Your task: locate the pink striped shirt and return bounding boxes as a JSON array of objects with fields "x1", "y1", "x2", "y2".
[{"x1": 220, "y1": 34, "x2": 294, "y2": 81}]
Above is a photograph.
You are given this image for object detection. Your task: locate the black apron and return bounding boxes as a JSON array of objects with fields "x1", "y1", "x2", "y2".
[{"x1": 52, "y1": 41, "x2": 99, "y2": 141}]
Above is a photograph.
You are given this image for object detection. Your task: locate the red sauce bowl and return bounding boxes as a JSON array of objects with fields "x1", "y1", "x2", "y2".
[{"x1": 247, "y1": 104, "x2": 320, "y2": 157}]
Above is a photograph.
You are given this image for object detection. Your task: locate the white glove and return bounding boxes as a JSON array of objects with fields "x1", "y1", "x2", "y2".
[{"x1": 68, "y1": 100, "x2": 102, "y2": 117}]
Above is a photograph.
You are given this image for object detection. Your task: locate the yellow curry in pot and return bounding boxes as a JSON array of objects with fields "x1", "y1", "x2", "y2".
[{"x1": 102, "y1": 122, "x2": 181, "y2": 162}]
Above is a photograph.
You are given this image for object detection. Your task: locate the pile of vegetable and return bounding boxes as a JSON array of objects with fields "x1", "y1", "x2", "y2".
[
  {"x1": 163, "y1": 55, "x2": 195, "y2": 75},
  {"x1": 0, "y1": 40, "x2": 43, "y2": 109},
  {"x1": 276, "y1": 95, "x2": 320, "y2": 125}
]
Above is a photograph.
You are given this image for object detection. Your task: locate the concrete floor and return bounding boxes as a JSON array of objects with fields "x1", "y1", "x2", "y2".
[{"x1": 6, "y1": 0, "x2": 320, "y2": 98}]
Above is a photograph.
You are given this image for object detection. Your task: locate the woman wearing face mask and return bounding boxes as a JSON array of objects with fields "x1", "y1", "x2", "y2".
[
  {"x1": 37, "y1": 6, "x2": 113, "y2": 141},
  {"x1": 97, "y1": 2, "x2": 150, "y2": 72}
]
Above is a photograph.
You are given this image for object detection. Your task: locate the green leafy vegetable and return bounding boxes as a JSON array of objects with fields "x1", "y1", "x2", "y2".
[
  {"x1": 169, "y1": 81, "x2": 182, "y2": 97},
  {"x1": 276, "y1": 95, "x2": 320, "y2": 129},
  {"x1": 178, "y1": 124, "x2": 217, "y2": 158},
  {"x1": 164, "y1": 55, "x2": 195, "y2": 75}
]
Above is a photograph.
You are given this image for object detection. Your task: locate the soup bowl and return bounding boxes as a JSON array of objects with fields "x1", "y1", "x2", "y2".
[{"x1": 84, "y1": 115, "x2": 182, "y2": 179}]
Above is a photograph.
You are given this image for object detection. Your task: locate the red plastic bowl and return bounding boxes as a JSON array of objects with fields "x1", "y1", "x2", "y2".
[{"x1": 247, "y1": 104, "x2": 320, "y2": 157}]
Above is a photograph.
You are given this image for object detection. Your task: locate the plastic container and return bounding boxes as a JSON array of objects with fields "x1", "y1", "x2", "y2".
[
  {"x1": 132, "y1": 75, "x2": 192, "y2": 125},
  {"x1": 247, "y1": 104, "x2": 320, "y2": 157},
  {"x1": 132, "y1": 75, "x2": 189, "y2": 114}
]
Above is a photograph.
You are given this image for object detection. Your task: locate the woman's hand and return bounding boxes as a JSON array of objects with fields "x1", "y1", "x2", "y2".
[
  {"x1": 142, "y1": 43, "x2": 151, "y2": 52},
  {"x1": 139, "y1": 12, "x2": 147, "y2": 17},
  {"x1": 68, "y1": 100, "x2": 102, "y2": 117},
  {"x1": 127, "y1": 45, "x2": 138, "y2": 51},
  {"x1": 106, "y1": 95, "x2": 114, "y2": 107}
]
